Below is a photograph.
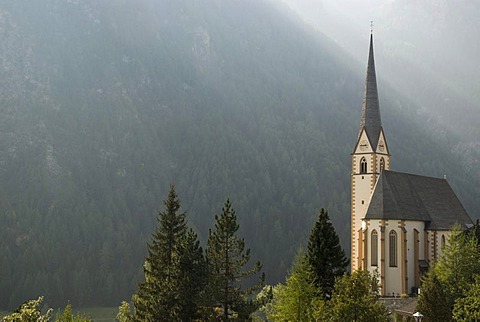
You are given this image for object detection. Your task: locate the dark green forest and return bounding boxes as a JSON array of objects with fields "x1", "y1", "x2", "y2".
[{"x1": 0, "y1": 0, "x2": 478, "y2": 308}]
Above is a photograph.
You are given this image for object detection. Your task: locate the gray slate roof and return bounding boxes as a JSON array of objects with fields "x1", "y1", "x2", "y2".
[
  {"x1": 359, "y1": 34, "x2": 382, "y2": 148},
  {"x1": 365, "y1": 170, "x2": 473, "y2": 230}
]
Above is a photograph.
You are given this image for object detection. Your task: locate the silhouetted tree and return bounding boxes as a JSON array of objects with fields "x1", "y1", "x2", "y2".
[{"x1": 306, "y1": 208, "x2": 348, "y2": 299}]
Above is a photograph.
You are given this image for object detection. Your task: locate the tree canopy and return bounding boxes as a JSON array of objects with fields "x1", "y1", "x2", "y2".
[
  {"x1": 434, "y1": 227, "x2": 480, "y2": 308},
  {"x1": 329, "y1": 270, "x2": 386, "y2": 322},
  {"x1": 268, "y1": 251, "x2": 318, "y2": 321},
  {"x1": 453, "y1": 277, "x2": 480, "y2": 322},
  {"x1": 416, "y1": 270, "x2": 451, "y2": 322},
  {"x1": 2, "y1": 297, "x2": 52, "y2": 322}
]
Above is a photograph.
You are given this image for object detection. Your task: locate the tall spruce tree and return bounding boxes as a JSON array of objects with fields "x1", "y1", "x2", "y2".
[
  {"x1": 205, "y1": 199, "x2": 264, "y2": 321},
  {"x1": 132, "y1": 185, "x2": 206, "y2": 321},
  {"x1": 307, "y1": 208, "x2": 348, "y2": 299}
]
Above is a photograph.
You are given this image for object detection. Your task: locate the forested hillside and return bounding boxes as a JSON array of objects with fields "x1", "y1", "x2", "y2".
[
  {"x1": 0, "y1": 0, "x2": 478, "y2": 308},
  {"x1": 282, "y1": 0, "x2": 480, "y2": 184}
]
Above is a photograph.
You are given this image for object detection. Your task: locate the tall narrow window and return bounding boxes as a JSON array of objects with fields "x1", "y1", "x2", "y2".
[
  {"x1": 360, "y1": 158, "x2": 367, "y2": 174},
  {"x1": 371, "y1": 230, "x2": 378, "y2": 266},
  {"x1": 389, "y1": 230, "x2": 397, "y2": 267},
  {"x1": 380, "y1": 158, "x2": 385, "y2": 171},
  {"x1": 441, "y1": 235, "x2": 446, "y2": 249}
]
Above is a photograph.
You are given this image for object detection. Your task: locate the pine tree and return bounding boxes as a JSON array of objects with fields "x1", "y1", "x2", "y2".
[
  {"x1": 132, "y1": 185, "x2": 206, "y2": 321},
  {"x1": 205, "y1": 199, "x2": 264, "y2": 321},
  {"x1": 306, "y1": 208, "x2": 348, "y2": 299}
]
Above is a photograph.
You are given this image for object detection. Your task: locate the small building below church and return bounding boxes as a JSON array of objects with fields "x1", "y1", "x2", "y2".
[{"x1": 351, "y1": 33, "x2": 473, "y2": 296}]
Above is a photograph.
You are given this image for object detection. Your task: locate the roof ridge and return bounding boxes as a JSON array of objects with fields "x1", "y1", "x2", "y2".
[{"x1": 384, "y1": 170, "x2": 447, "y2": 181}]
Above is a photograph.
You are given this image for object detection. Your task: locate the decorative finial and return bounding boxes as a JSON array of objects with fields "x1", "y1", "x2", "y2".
[{"x1": 370, "y1": 21, "x2": 374, "y2": 34}]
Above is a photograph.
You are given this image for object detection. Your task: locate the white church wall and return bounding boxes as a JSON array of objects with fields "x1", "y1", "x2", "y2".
[
  {"x1": 404, "y1": 221, "x2": 426, "y2": 294},
  {"x1": 384, "y1": 224, "x2": 402, "y2": 296},
  {"x1": 364, "y1": 219, "x2": 426, "y2": 296}
]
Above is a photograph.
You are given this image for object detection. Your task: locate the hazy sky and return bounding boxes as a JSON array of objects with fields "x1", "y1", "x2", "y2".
[{"x1": 281, "y1": 0, "x2": 480, "y2": 137}]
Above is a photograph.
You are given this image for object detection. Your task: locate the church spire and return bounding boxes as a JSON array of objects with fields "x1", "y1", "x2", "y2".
[{"x1": 359, "y1": 32, "x2": 382, "y2": 148}]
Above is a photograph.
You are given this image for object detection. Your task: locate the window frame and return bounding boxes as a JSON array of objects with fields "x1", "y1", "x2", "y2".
[
  {"x1": 371, "y1": 230, "x2": 378, "y2": 266},
  {"x1": 389, "y1": 230, "x2": 397, "y2": 267},
  {"x1": 360, "y1": 157, "x2": 367, "y2": 174}
]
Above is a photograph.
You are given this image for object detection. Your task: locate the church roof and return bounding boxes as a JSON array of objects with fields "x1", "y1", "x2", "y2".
[
  {"x1": 359, "y1": 33, "x2": 382, "y2": 148},
  {"x1": 365, "y1": 170, "x2": 473, "y2": 230}
]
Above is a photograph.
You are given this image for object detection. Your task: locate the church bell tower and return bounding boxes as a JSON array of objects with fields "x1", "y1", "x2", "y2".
[{"x1": 351, "y1": 33, "x2": 390, "y2": 272}]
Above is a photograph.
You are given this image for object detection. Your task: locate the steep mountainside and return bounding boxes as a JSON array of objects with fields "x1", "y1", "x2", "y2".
[
  {"x1": 281, "y1": 0, "x2": 480, "y2": 183},
  {"x1": 0, "y1": 0, "x2": 478, "y2": 307}
]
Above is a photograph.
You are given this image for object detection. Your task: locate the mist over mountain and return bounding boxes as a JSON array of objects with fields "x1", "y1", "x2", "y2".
[
  {"x1": 281, "y1": 0, "x2": 480, "y2": 181},
  {"x1": 0, "y1": 0, "x2": 478, "y2": 308}
]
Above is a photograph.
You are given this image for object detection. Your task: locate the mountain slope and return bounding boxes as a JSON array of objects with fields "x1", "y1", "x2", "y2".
[
  {"x1": 0, "y1": 0, "x2": 478, "y2": 308},
  {"x1": 281, "y1": 0, "x2": 480, "y2": 184}
]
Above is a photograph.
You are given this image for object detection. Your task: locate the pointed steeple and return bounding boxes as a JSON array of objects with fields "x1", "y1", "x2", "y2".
[{"x1": 359, "y1": 33, "x2": 382, "y2": 148}]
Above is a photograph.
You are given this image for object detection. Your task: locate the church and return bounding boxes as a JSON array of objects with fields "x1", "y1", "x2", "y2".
[{"x1": 350, "y1": 33, "x2": 473, "y2": 296}]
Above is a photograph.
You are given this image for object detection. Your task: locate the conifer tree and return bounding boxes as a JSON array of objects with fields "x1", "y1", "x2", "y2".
[
  {"x1": 306, "y1": 208, "x2": 348, "y2": 299},
  {"x1": 177, "y1": 229, "x2": 208, "y2": 320},
  {"x1": 132, "y1": 185, "x2": 206, "y2": 321},
  {"x1": 205, "y1": 199, "x2": 264, "y2": 321},
  {"x1": 416, "y1": 270, "x2": 452, "y2": 322}
]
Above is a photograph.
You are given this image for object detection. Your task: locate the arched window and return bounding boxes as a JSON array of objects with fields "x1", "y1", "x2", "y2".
[
  {"x1": 389, "y1": 230, "x2": 397, "y2": 267},
  {"x1": 441, "y1": 235, "x2": 446, "y2": 249},
  {"x1": 380, "y1": 158, "x2": 385, "y2": 171},
  {"x1": 371, "y1": 230, "x2": 378, "y2": 266},
  {"x1": 360, "y1": 158, "x2": 367, "y2": 174}
]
